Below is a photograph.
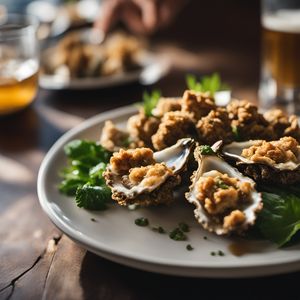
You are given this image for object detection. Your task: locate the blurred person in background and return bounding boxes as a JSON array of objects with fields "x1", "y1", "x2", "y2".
[
  {"x1": 95, "y1": 0, "x2": 188, "y2": 35},
  {"x1": 2, "y1": 0, "x2": 187, "y2": 35}
]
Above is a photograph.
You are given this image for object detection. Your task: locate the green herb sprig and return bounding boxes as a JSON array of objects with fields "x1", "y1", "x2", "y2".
[
  {"x1": 140, "y1": 90, "x2": 161, "y2": 117},
  {"x1": 186, "y1": 73, "x2": 229, "y2": 95},
  {"x1": 59, "y1": 140, "x2": 112, "y2": 210},
  {"x1": 199, "y1": 145, "x2": 215, "y2": 155}
]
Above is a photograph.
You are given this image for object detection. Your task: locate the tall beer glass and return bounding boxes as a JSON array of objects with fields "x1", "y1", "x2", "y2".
[{"x1": 260, "y1": 0, "x2": 300, "y2": 114}]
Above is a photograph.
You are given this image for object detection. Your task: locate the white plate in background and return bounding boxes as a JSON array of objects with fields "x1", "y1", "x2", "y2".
[{"x1": 39, "y1": 52, "x2": 170, "y2": 90}]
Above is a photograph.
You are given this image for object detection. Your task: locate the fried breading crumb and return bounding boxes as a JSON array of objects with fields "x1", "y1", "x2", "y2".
[
  {"x1": 196, "y1": 171, "x2": 251, "y2": 216},
  {"x1": 264, "y1": 109, "x2": 300, "y2": 142},
  {"x1": 151, "y1": 111, "x2": 195, "y2": 150},
  {"x1": 196, "y1": 108, "x2": 233, "y2": 145},
  {"x1": 181, "y1": 90, "x2": 216, "y2": 121},
  {"x1": 109, "y1": 148, "x2": 155, "y2": 175},
  {"x1": 127, "y1": 112, "x2": 160, "y2": 148},
  {"x1": 227, "y1": 100, "x2": 275, "y2": 141},
  {"x1": 223, "y1": 210, "x2": 246, "y2": 230},
  {"x1": 152, "y1": 97, "x2": 182, "y2": 117},
  {"x1": 100, "y1": 121, "x2": 129, "y2": 152},
  {"x1": 241, "y1": 136, "x2": 300, "y2": 165}
]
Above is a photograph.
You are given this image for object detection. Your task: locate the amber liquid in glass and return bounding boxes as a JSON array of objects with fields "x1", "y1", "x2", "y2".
[
  {"x1": 262, "y1": 28, "x2": 300, "y2": 88},
  {"x1": 0, "y1": 61, "x2": 38, "y2": 115}
]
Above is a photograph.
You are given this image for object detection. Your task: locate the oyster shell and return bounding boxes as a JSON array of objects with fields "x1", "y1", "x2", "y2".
[
  {"x1": 185, "y1": 146, "x2": 262, "y2": 235},
  {"x1": 222, "y1": 137, "x2": 300, "y2": 184},
  {"x1": 104, "y1": 138, "x2": 195, "y2": 206}
]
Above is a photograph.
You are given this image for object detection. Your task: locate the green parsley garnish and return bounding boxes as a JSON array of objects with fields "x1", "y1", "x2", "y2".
[
  {"x1": 186, "y1": 73, "x2": 229, "y2": 96},
  {"x1": 152, "y1": 226, "x2": 166, "y2": 234},
  {"x1": 203, "y1": 236, "x2": 208, "y2": 240},
  {"x1": 186, "y1": 244, "x2": 194, "y2": 251},
  {"x1": 140, "y1": 90, "x2": 161, "y2": 117},
  {"x1": 135, "y1": 217, "x2": 149, "y2": 227},
  {"x1": 216, "y1": 179, "x2": 229, "y2": 190},
  {"x1": 178, "y1": 222, "x2": 190, "y2": 232},
  {"x1": 76, "y1": 184, "x2": 111, "y2": 210},
  {"x1": 59, "y1": 140, "x2": 112, "y2": 210},
  {"x1": 90, "y1": 218, "x2": 96, "y2": 222},
  {"x1": 210, "y1": 251, "x2": 216, "y2": 256},
  {"x1": 218, "y1": 250, "x2": 225, "y2": 256},
  {"x1": 169, "y1": 228, "x2": 187, "y2": 241},
  {"x1": 199, "y1": 145, "x2": 215, "y2": 155}
]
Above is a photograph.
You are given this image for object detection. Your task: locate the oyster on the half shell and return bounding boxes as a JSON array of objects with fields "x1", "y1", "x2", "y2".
[
  {"x1": 185, "y1": 145, "x2": 262, "y2": 235},
  {"x1": 104, "y1": 138, "x2": 195, "y2": 206},
  {"x1": 222, "y1": 136, "x2": 300, "y2": 185}
]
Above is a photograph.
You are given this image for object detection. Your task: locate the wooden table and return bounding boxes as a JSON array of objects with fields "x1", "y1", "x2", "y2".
[{"x1": 1, "y1": 1, "x2": 299, "y2": 299}]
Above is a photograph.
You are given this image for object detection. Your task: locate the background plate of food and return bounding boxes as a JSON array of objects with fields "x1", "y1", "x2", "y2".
[
  {"x1": 38, "y1": 78, "x2": 300, "y2": 277},
  {"x1": 39, "y1": 31, "x2": 170, "y2": 90}
]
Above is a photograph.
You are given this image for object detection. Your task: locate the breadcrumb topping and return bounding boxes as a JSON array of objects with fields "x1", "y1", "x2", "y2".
[{"x1": 241, "y1": 136, "x2": 300, "y2": 165}]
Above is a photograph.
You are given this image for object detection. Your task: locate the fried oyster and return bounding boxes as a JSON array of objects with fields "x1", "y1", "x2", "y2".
[
  {"x1": 222, "y1": 136, "x2": 300, "y2": 184},
  {"x1": 127, "y1": 111, "x2": 160, "y2": 148},
  {"x1": 104, "y1": 139, "x2": 194, "y2": 206},
  {"x1": 152, "y1": 97, "x2": 182, "y2": 117},
  {"x1": 227, "y1": 100, "x2": 275, "y2": 141},
  {"x1": 185, "y1": 145, "x2": 262, "y2": 235},
  {"x1": 264, "y1": 109, "x2": 300, "y2": 142},
  {"x1": 196, "y1": 108, "x2": 234, "y2": 145},
  {"x1": 100, "y1": 121, "x2": 130, "y2": 152},
  {"x1": 152, "y1": 111, "x2": 195, "y2": 150},
  {"x1": 181, "y1": 90, "x2": 216, "y2": 122}
]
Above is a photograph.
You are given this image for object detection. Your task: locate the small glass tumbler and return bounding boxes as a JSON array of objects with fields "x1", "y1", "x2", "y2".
[
  {"x1": 259, "y1": 0, "x2": 300, "y2": 114},
  {"x1": 0, "y1": 14, "x2": 39, "y2": 115}
]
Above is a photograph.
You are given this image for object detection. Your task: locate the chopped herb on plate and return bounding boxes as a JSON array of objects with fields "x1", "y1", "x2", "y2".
[
  {"x1": 169, "y1": 228, "x2": 187, "y2": 241},
  {"x1": 135, "y1": 217, "x2": 149, "y2": 227},
  {"x1": 186, "y1": 244, "x2": 194, "y2": 251}
]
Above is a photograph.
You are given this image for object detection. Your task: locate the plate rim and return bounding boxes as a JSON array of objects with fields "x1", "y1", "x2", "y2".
[{"x1": 37, "y1": 105, "x2": 300, "y2": 276}]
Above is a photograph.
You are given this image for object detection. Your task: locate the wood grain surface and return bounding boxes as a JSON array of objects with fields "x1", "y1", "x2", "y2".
[{"x1": 1, "y1": 1, "x2": 299, "y2": 299}]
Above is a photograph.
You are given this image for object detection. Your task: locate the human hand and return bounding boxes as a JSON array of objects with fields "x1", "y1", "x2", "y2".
[{"x1": 95, "y1": 0, "x2": 188, "y2": 35}]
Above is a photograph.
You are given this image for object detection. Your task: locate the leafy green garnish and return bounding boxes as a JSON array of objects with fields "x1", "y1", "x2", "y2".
[
  {"x1": 76, "y1": 184, "x2": 111, "y2": 210},
  {"x1": 64, "y1": 140, "x2": 111, "y2": 163},
  {"x1": 59, "y1": 140, "x2": 112, "y2": 210},
  {"x1": 186, "y1": 73, "x2": 229, "y2": 95},
  {"x1": 256, "y1": 191, "x2": 300, "y2": 246},
  {"x1": 135, "y1": 217, "x2": 149, "y2": 227},
  {"x1": 141, "y1": 90, "x2": 161, "y2": 117},
  {"x1": 199, "y1": 145, "x2": 215, "y2": 155}
]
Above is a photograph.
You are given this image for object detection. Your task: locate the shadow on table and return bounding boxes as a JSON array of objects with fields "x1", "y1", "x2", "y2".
[{"x1": 79, "y1": 251, "x2": 298, "y2": 300}]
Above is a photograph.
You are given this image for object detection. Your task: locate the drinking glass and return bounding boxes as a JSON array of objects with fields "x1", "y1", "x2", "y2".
[
  {"x1": 0, "y1": 14, "x2": 39, "y2": 115},
  {"x1": 259, "y1": 0, "x2": 300, "y2": 114}
]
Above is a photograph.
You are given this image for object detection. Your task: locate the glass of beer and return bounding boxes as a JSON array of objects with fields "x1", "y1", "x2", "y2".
[
  {"x1": 260, "y1": 0, "x2": 300, "y2": 114},
  {"x1": 0, "y1": 14, "x2": 39, "y2": 115}
]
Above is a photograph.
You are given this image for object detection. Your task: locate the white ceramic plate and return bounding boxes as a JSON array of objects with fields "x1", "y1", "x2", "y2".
[
  {"x1": 37, "y1": 105, "x2": 300, "y2": 278},
  {"x1": 39, "y1": 52, "x2": 170, "y2": 90}
]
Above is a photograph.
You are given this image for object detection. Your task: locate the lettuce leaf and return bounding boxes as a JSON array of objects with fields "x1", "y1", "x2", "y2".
[{"x1": 256, "y1": 191, "x2": 300, "y2": 246}]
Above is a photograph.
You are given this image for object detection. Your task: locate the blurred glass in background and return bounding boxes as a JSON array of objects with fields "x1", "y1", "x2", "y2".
[
  {"x1": 260, "y1": 0, "x2": 300, "y2": 114},
  {"x1": 0, "y1": 14, "x2": 39, "y2": 115}
]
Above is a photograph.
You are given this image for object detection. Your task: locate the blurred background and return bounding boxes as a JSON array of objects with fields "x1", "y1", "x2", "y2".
[{"x1": 0, "y1": 0, "x2": 261, "y2": 155}]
